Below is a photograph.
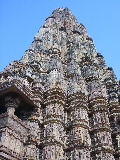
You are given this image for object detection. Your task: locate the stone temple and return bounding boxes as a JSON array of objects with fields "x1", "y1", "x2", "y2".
[{"x1": 0, "y1": 7, "x2": 120, "y2": 160}]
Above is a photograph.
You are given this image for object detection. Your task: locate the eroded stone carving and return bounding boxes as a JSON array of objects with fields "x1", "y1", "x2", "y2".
[{"x1": 0, "y1": 7, "x2": 120, "y2": 160}]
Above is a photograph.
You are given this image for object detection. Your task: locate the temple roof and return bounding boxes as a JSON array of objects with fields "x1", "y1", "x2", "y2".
[{"x1": 0, "y1": 7, "x2": 119, "y2": 100}]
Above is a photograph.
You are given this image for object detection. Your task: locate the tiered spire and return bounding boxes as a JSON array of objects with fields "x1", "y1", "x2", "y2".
[{"x1": 0, "y1": 7, "x2": 120, "y2": 160}]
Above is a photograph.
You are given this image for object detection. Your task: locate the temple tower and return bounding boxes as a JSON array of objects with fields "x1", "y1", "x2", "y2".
[{"x1": 0, "y1": 7, "x2": 119, "y2": 160}]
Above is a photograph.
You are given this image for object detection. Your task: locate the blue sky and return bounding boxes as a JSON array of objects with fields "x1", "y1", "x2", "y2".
[{"x1": 0, "y1": 0, "x2": 120, "y2": 79}]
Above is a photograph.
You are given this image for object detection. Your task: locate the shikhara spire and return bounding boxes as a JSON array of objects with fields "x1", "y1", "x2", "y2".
[{"x1": 0, "y1": 8, "x2": 120, "y2": 160}]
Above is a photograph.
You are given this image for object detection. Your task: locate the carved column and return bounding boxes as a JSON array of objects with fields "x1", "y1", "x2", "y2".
[
  {"x1": 5, "y1": 94, "x2": 21, "y2": 116},
  {"x1": 66, "y1": 92, "x2": 91, "y2": 160},
  {"x1": 1, "y1": 94, "x2": 24, "y2": 159},
  {"x1": 107, "y1": 79, "x2": 120, "y2": 159},
  {"x1": 23, "y1": 81, "x2": 43, "y2": 160},
  {"x1": 88, "y1": 79, "x2": 115, "y2": 160},
  {"x1": 43, "y1": 84, "x2": 65, "y2": 160}
]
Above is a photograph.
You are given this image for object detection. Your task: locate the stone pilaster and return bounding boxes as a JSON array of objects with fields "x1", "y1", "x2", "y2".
[
  {"x1": 66, "y1": 92, "x2": 91, "y2": 160},
  {"x1": 43, "y1": 79, "x2": 66, "y2": 160},
  {"x1": 23, "y1": 81, "x2": 43, "y2": 160},
  {"x1": 107, "y1": 80, "x2": 120, "y2": 159}
]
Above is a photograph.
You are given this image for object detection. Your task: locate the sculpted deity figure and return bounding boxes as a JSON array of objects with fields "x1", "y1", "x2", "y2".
[
  {"x1": 6, "y1": 75, "x2": 13, "y2": 82},
  {"x1": 116, "y1": 135, "x2": 120, "y2": 147},
  {"x1": 23, "y1": 77, "x2": 29, "y2": 86},
  {"x1": 0, "y1": 75, "x2": 5, "y2": 82}
]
